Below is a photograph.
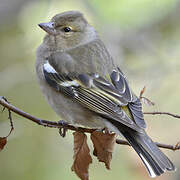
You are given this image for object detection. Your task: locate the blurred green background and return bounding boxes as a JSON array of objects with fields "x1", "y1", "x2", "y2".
[{"x1": 0, "y1": 0, "x2": 180, "y2": 179}]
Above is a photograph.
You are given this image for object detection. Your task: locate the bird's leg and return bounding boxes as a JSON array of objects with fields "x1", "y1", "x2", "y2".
[{"x1": 57, "y1": 120, "x2": 68, "y2": 137}]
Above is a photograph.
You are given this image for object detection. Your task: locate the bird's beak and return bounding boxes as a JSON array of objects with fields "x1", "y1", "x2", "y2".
[{"x1": 38, "y1": 22, "x2": 56, "y2": 35}]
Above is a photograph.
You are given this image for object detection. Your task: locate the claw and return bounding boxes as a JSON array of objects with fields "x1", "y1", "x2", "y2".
[
  {"x1": 58, "y1": 120, "x2": 68, "y2": 137},
  {"x1": 97, "y1": 127, "x2": 111, "y2": 134}
]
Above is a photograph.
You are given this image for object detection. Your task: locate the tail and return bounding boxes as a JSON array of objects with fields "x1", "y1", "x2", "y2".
[{"x1": 121, "y1": 130, "x2": 176, "y2": 178}]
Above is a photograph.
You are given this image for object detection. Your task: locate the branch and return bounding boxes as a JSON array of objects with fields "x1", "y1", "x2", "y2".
[
  {"x1": 0, "y1": 96, "x2": 179, "y2": 151},
  {"x1": 144, "y1": 111, "x2": 180, "y2": 119}
]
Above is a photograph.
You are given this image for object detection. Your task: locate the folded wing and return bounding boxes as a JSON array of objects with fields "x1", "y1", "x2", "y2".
[{"x1": 43, "y1": 60, "x2": 145, "y2": 132}]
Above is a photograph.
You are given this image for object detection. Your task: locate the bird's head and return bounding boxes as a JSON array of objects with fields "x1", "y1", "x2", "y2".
[{"x1": 38, "y1": 11, "x2": 97, "y2": 50}]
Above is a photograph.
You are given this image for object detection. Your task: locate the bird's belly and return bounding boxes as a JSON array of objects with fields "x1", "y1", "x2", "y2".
[{"x1": 40, "y1": 82, "x2": 106, "y2": 129}]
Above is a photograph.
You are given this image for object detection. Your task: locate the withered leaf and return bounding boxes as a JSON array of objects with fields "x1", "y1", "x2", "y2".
[
  {"x1": 0, "y1": 137, "x2": 7, "y2": 151},
  {"x1": 72, "y1": 132, "x2": 92, "y2": 180},
  {"x1": 90, "y1": 131, "x2": 116, "y2": 169}
]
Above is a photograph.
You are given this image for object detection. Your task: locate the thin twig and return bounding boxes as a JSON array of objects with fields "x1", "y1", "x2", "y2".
[
  {"x1": 139, "y1": 87, "x2": 180, "y2": 119},
  {"x1": 1, "y1": 97, "x2": 14, "y2": 137},
  {"x1": 115, "y1": 139, "x2": 180, "y2": 151},
  {"x1": 0, "y1": 96, "x2": 179, "y2": 151},
  {"x1": 6, "y1": 110, "x2": 14, "y2": 137},
  {"x1": 144, "y1": 112, "x2": 180, "y2": 119}
]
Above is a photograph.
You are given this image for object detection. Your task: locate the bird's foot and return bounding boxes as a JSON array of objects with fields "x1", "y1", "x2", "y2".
[
  {"x1": 57, "y1": 120, "x2": 68, "y2": 138},
  {"x1": 98, "y1": 127, "x2": 111, "y2": 134}
]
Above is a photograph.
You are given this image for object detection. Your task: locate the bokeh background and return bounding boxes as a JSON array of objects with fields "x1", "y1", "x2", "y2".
[{"x1": 0, "y1": 0, "x2": 180, "y2": 179}]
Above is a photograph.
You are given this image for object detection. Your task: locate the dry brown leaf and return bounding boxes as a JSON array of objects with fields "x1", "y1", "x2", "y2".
[
  {"x1": 72, "y1": 132, "x2": 92, "y2": 180},
  {"x1": 0, "y1": 137, "x2": 7, "y2": 151},
  {"x1": 90, "y1": 131, "x2": 116, "y2": 169}
]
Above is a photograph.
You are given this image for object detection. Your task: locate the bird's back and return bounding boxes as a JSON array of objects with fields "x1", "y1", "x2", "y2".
[{"x1": 50, "y1": 38, "x2": 116, "y2": 78}]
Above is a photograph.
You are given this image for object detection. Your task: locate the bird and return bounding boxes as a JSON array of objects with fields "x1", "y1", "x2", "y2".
[{"x1": 36, "y1": 10, "x2": 175, "y2": 178}]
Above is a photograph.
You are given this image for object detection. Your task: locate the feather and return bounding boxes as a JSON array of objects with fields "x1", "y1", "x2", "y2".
[{"x1": 43, "y1": 60, "x2": 143, "y2": 132}]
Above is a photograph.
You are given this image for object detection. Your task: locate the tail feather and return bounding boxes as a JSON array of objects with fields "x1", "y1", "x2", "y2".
[{"x1": 122, "y1": 130, "x2": 176, "y2": 178}]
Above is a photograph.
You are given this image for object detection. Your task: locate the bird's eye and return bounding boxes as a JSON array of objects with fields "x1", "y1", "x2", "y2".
[{"x1": 63, "y1": 27, "x2": 72, "y2": 32}]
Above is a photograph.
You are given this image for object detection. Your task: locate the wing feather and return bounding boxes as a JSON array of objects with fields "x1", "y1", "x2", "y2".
[
  {"x1": 110, "y1": 69, "x2": 146, "y2": 128},
  {"x1": 43, "y1": 60, "x2": 145, "y2": 132}
]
